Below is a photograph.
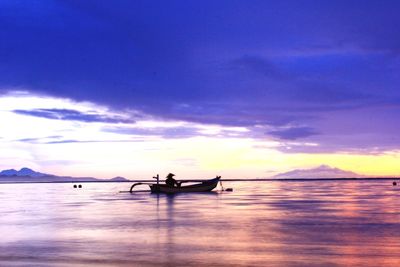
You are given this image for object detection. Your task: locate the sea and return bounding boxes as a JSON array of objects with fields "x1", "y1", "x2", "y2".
[{"x1": 0, "y1": 180, "x2": 399, "y2": 266}]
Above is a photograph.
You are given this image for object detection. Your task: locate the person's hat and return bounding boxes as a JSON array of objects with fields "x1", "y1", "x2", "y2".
[{"x1": 167, "y1": 173, "x2": 175, "y2": 177}]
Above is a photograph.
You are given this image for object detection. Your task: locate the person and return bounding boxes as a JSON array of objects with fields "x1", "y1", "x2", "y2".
[{"x1": 165, "y1": 173, "x2": 180, "y2": 187}]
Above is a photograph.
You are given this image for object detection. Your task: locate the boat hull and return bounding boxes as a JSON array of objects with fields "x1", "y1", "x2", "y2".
[{"x1": 150, "y1": 177, "x2": 220, "y2": 194}]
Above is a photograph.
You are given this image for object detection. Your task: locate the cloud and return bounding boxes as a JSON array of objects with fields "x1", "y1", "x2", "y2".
[
  {"x1": 268, "y1": 127, "x2": 319, "y2": 140},
  {"x1": 13, "y1": 108, "x2": 134, "y2": 124},
  {"x1": 44, "y1": 139, "x2": 143, "y2": 144},
  {"x1": 16, "y1": 136, "x2": 63, "y2": 143},
  {"x1": 103, "y1": 126, "x2": 204, "y2": 139},
  {"x1": 1, "y1": 1, "x2": 400, "y2": 153},
  {"x1": 292, "y1": 83, "x2": 375, "y2": 105},
  {"x1": 16, "y1": 136, "x2": 145, "y2": 145},
  {"x1": 230, "y1": 55, "x2": 290, "y2": 80}
]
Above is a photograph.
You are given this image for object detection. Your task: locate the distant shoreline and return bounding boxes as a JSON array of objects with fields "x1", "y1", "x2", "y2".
[{"x1": 0, "y1": 177, "x2": 398, "y2": 184}]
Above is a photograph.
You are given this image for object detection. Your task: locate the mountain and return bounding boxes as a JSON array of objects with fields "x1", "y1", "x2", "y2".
[
  {"x1": 273, "y1": 165, "x2": 364, "y2": 179},
  {"x1": 0, "y1": 167, "x2": 130, "y2": 183},
  {"x1": 0, "y1": 167, "x2": 51, "y2": 177},
  {"x1": 110, "y1": 176, "x2": 130, "y2": 182}
]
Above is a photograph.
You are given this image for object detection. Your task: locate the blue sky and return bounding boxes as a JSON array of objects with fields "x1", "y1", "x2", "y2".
[{"x1": 1, "y1": 1, "x2": 400, "y2": 178}]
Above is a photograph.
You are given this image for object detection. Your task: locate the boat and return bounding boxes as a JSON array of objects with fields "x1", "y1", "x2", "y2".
[{"x1": 149, "y1": 176, "x2": 221, "y2": 194}]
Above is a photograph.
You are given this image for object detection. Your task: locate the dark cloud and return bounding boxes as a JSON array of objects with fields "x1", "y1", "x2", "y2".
[
  {"x1": 230, "y1": 55, "x2": 290, "y2": 81},
  {"x1": 14, "y1": 108, "x2": 134, "y2": 124},
  {"x1": 17, "y1": 137, "x2": 144, "y2": 145},
  {"x1": 16, "y1": 136, "x2": 63, "y2": 143},
  {"x1": 2, "y1": 1, "x2": 400, "y2": 152},
  {"x1": 268, "y1": 127, "x2": 319, "y2": 140},
  {"x1": 292, "y1": 83, "x2": 376, "y2": 106},
  {"x1": 44, "y1": 139, "x2": 143, "y2": 144}
]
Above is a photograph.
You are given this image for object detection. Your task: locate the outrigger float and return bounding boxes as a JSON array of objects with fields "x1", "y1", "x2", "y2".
[{"x1": 129, "y1": 175, "x2": 223, "y2": 194}]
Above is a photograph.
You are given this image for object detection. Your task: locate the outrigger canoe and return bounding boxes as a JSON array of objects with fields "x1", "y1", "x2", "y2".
[{"x1": 150, "y1": 176, "x2": 221, "y2": 194}]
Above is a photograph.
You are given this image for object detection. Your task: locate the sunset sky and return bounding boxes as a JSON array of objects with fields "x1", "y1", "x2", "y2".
[{"x1": 1, "y1": 1, "x2": 400, "y2": 179}]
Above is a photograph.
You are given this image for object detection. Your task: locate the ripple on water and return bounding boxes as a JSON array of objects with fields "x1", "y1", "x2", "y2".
[{"x1": 0, "y1": 180, "x2": 399, "y2": 266}]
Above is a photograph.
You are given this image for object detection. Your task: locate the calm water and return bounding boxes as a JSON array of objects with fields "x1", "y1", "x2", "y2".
[{"x1": 0, "y1": 180, "x2": 399, "y2": 266}]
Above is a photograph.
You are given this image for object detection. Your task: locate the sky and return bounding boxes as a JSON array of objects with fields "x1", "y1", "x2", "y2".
[{"x1": 1, "y1": 0, "x2": 400, "y2": 179}]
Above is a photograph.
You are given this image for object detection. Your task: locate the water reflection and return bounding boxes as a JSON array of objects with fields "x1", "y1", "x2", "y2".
[{"x1": 0, "y1": 181, "x2": 399, "y2": 266}]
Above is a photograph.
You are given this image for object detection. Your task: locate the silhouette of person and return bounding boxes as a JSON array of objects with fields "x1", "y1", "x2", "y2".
[{"x1": 165, "y1": 173, "x2": 179, "y2": 187}]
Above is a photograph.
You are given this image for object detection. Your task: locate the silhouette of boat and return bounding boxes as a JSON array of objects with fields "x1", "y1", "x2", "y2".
[{"x1": 150, "y1": 176, "x2": 221, "y2": 193}]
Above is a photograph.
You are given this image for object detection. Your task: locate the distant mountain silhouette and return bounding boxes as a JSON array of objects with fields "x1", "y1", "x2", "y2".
[
  {"x1": 273, "y1": 165, "x2": 364, "y2": 179},
  {"x1": 0, "y1": 167, "x2": 130, "y2": 183},
  {"x1": 110, "y1": 176, "x2": 129, "y2": 181},
  {"x1": 0, "y1": 167, "x2": 51, "y2": 177}
]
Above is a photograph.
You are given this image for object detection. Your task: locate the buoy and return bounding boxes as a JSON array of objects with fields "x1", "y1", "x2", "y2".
[
  {"x1": 73, "y1": 185, "x2": 77, "y2": 188},
  {"x1": 393, "y1": 181, "x2": 397, "y2": 186},
  {"x1": 78, "y1": 184, "x2": 82, "y2": 188}
]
